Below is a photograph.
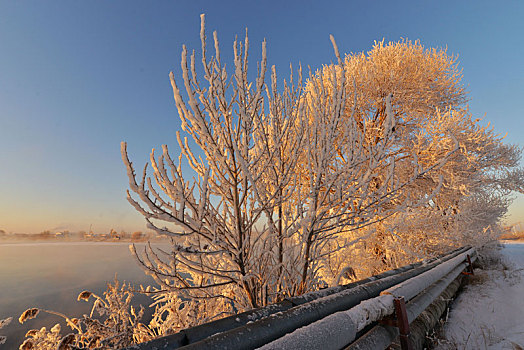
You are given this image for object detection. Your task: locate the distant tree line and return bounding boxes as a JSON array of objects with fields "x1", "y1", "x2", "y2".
[{"x1": 0, "y1": 229, "x2": 161, "y2": 242}]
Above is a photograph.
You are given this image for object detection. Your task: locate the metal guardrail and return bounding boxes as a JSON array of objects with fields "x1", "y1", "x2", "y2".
[
  {"x1": 129, "y1": 246, "x2": 474, "y2": 350},
  {"x1": 349, "y1": 250, "x2": 476, "y2": 349},
  {"x1": 260, "y1": 247, "x2": 476, "y2": 350}
]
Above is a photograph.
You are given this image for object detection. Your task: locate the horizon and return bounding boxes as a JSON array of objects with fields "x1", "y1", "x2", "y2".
[{"x1": 1, "y1": 1, "x2": 523, "y2": 234}]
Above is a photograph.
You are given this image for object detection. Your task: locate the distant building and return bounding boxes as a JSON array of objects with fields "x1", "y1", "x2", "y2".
[{"x1": 110, "y1": 229, "x2": 120, "y2": 240}]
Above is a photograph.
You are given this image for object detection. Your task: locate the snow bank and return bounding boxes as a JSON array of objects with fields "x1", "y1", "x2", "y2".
[{"x1": 436, "y1": 243, "x2": 524, "y2": 349}]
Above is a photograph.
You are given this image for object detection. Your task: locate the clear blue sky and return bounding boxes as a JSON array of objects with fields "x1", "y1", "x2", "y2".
[{"x1": 1, "y1": 0, "x2": 523, "y2": 234}]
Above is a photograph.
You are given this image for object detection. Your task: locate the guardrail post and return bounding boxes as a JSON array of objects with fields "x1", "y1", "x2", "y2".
[
  {"x1": 380, "y1": 296, "x2": 413, "y2": 350},
  {"x1": 394, "y1": 297, "x2": 412, "y2": 350},
  {"x1": 461, "y1": 254, "x2": 474, "y2": 276}
]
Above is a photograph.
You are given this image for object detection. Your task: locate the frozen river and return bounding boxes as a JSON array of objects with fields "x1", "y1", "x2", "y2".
[{"x1": 0, "y1": 242, "x2": 163, "y2": 349}]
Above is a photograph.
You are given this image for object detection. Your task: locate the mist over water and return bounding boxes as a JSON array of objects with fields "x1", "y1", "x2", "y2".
[{"x1": 0, "y1": 242, "x2": 164, "y2": 349}]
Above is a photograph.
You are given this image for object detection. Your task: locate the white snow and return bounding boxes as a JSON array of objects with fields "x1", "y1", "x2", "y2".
[
  {"x1": 382, "y1": 248, "x2": 474, "y2": 300},
  {"x1": 436, "y1": 243, "x2": 524, "y2": 349}
]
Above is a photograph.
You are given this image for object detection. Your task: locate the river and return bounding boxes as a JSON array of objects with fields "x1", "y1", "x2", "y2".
[{"x1": 0, "y1": 242, "x2": 165, "y2": 349}]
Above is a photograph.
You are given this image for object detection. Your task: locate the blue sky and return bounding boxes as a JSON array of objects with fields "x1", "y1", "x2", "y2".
[{"x1": 0, "y1": 1, "x2": 523, "y2": 234}]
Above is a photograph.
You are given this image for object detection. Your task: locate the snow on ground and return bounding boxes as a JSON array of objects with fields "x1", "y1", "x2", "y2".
[{"x1": 436, "y1": 242, "x2": 524, "y2": 349}]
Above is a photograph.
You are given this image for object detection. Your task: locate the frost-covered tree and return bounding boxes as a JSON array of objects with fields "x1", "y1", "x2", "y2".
[
  {"x1": 122, "y1": 14, "x2": 323, "y2": 311},
  {"x1": 122, "y1": 14, "x2": 273, "y2": 311},
  {"x1": 318, "y1": 40, "x2": 524, "y2": 281},
  {"x1": 341, "y1": 39, "x2": 466, "y2": 131},
  {"x1": 121, "y1": 16, "x2": 456, "y2": 318},
  {"x1": 121, "y1": 17, "x2": 523, "y2": 338}
]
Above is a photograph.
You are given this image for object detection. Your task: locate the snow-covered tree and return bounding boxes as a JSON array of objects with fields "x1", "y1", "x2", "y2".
[
  {"x1": 121, "y1": 15, "x2": 457, "y2": 318},
  {"x1": 318, "y1": 40, "x2": 524, "y2": 281}
]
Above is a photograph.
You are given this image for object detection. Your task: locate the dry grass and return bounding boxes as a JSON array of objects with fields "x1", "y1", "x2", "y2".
[{"x1": 0, "y1": 317, "x2": 12, "y2": 345}]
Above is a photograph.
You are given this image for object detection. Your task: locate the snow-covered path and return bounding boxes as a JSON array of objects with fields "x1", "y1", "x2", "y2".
[{"x1": 437, "y1": 242, "x2": 524, "y2": 349}]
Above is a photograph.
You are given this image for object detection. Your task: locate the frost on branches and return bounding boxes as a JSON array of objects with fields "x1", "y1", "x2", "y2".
[
  {"x1": 320, "y1": 41, "x2": 524, "y2": 282},
  {"x1": 0, "y1": 317, "x2": 11, "y2": 346},
  {"x1": 119, "y1": 15, "x2": 524, "y2": 342}
]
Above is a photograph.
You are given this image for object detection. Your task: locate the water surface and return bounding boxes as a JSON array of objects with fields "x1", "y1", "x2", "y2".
[{"x1": 0, "y1": 242, "x2": 164, "y2": 348}]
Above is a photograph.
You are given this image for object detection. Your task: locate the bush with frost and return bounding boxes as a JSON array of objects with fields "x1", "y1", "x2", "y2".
[
  {"x1": 0, "y1": 317, "x2": 12, "y2": 345},
  {"x1": 18, "y1": 280, "x2": 148, "y2": 350}
]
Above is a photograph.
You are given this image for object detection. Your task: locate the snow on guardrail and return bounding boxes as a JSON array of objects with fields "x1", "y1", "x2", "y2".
[{"x1": 258, "y1": 248, "x2": 475, "y2": 350}]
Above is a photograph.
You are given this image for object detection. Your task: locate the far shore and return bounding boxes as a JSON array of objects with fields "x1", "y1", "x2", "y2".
[
  {"x1": 499, "y1": 239, "x2": 524, "y2": 244},
  {"x1": 0, "y1": 231, "x2": 169, "y2": 244}
]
